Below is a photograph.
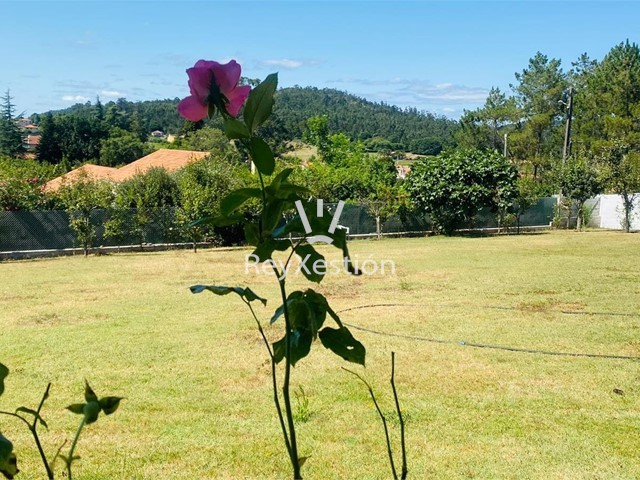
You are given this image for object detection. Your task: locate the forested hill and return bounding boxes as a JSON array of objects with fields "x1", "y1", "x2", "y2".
[
  {"x1": 37, "y1": 87, "x2": 458, "y2": 154},
  {"x1": 269, "y1": 87, "x2": 458, "y2": 154}
]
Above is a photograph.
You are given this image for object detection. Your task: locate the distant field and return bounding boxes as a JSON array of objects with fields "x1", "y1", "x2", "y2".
[{"x1": 1, "y1": 232, "x2": 639, "y2": 479}]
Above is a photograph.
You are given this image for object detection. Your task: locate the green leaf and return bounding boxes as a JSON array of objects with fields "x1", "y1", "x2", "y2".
[
  {"x1": 275, "y1": 184, "x2": 310, "y2": 201},
  {"x1": 99, "y1": 396, "x2": 123, "y2": 415},
  {"x1": 250, "y1": 137, "x2": 275, "y2": 175},
  {"x1": 83, "y1": 401, "x2": 101, "y2": 425},
  {"x1": 270, "y1": 291, "x2": 304, "y2": 324},
  {"x1": 223, "y1": 117, "x2": 250, "y2": 139},
  {"x1": 66, "y1": 403, "x2": 85, "y2": 415},
  {"x1": 269, "y1": 168, "x2": 294, "y2": 191},
  {"x1": 220, "y1": 188, "x2": 261, "y2": 216},
  {"x1": 15, "y1": 407, "x2": 48, "y2": 429},
  {"x1": 244, "y1": 73, "x2": 278, "y2": 133},
  {"x1": 272, "y1": 329, "x2": 313, "y2": 366},
  {"x1": 84, "y1": 381, "x2": 98, "y2": 403},
  {"x1": 319, "y1": 327, "x2": 366, "y2": 366},
  {"x1": 244, "y1": 222, "x2": 260, "y2": 246},
  {"x1": 263, "y1": 198, "x2": 284, "y2": 233},
  {"x1": 251, "y1": 237, "x2": 291, "y2": 263},
  {"x1": 0, "y1": 364, "x2": 7, "y2": 397},
  {"x1": 295, "y1": 244, "x2": 326, "y2": 283},
  {"x1": 190, "y1": 285, "x2": 267, "y2": 306}
]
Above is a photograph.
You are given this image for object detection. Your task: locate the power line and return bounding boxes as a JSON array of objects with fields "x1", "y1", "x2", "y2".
[{"x1": 336, "y1": 304, "x2": 640, "y2": 361}]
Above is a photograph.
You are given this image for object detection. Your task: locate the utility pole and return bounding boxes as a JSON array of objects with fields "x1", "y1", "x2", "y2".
[
  {"x1": 559, "y1": 86, "x2": 574, "y2": 228},
  {"x1": 562, "y1": 86, "x2": 574, "y2": 163},
  {"x1": 503, "y1": 133, "x2": 508, "y2": 157}
]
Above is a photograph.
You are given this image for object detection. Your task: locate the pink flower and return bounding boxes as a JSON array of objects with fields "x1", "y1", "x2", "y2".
[{"x1": 178, "y1": 59, "x2": 251, "y2": 121}]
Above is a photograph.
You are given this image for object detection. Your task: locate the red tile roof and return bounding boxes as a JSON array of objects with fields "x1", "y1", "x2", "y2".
[
  {"x1": 43, "y1": 149, "x2": 208, "y2": 192},
  {"x1": 43, "y1": 164, "x2": 118, "y2": 193}
]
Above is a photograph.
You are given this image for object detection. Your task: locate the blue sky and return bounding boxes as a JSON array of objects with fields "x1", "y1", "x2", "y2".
[{"x1": 2, "y1": 1, "x2": 638, "y2": 118}]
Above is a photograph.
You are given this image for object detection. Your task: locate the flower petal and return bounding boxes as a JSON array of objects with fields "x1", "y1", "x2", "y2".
[
  {"x1": 178, "y1": 95, "x2": 208, "y2": 122},
  {"x1": 187, "y1": 66, "x2": 213, "y2": 101},
  {"x1": 212, "y1": 60, "x2": 242, "y2": 95},
  {"x1": 194, "y1": 59, "x2": 220, "y2": 70},
  {"x1": 225, "y1": 85, "x2": 251, "y2": 117}
]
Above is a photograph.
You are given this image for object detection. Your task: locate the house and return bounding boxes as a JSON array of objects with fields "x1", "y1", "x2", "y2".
[
  {"x1": 396, "y1": 164, "x2": 411, "y2": 179},
  {"x1": 43, "y1": 149, "x2": 209, "y2": 192},
  {"x1": 42, "y1": 164, "x2": 118, "y2": 193},
  {"x1": 23, "y1": 134, "x2": 41, "y2": 152},
  {"x1": 151, "y1": 130, "x2": 165, "y2": 138}
]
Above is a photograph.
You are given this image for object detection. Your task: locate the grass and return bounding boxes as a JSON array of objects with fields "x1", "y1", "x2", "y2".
[{"x1": 1, "y1": 231, "x2": 639, "y2": 479}]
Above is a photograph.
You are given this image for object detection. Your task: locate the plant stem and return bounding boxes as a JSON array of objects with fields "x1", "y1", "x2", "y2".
[
  {"x1": 245, "y1": 301, "x2": 292, "y2": 458},
  {"x1": 277, "y1": 277, "x2": 301, "y2": 479},
  {"x1": 32, "y1": 383, "x2": 54, "y2": 479},
  {"x1": 0, "y1": 383, "x2": 54, "y2": 479},
  {"x1": 343, "y1": 367, "x2": 398, "y2": 480},
  {"x1": 390, "y1": 353, "x2": 407, "y2": 480},
  {"x1": 66, "y1": 416, "x2": 86, "y2": 480}
]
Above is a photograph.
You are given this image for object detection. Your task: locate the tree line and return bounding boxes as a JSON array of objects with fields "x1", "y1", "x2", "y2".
[{"x1": 454, "y1": 40, "x2": 640, "y2": 231}]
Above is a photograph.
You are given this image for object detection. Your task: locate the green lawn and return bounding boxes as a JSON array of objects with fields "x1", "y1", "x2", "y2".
[{"x1": 1, "y1": 231, "x2": 639, "y2": 479}]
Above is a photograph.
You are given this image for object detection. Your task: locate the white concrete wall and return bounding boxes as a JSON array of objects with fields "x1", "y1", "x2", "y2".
[{"x1": 595, "y1": 194, "x2": 640, "y2": 230}]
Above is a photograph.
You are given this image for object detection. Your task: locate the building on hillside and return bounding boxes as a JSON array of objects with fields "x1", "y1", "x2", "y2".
[
  {"x1": 23, "y1": 134, "x2": 41, "y2": 152},
  {"x1": 396, "y1": 164, "x2": 411, "y2": 179},
  {"x1": 43, "y1": 149, "x2": 209, "y2": 192},
  {"x1": 151, "y1": 130, "x2": 165, "y2": 138}
]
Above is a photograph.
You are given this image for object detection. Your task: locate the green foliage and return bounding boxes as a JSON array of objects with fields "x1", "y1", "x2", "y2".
[
  {"x1": 455, "y1": 87, "x2": 518, "y2": 152},
  {"x1": 406, "y1": 149, "x2": 518, "y2": 234},
  {"x1": 0, "y1": 363, "x2": 122, "y2": 480},
  {"x1": 293, "y1": 386, "x2": 310, "y2": 423},
  {"x1": 180, "y1": 127, "x2": 241, "y2": 160},
  {"x1": 55, "y1": 174, "x2": 114, "y2": 255},
  {"x1": 109, "y1": 167, "x2": 179, "y2": 244},
  {"x1": 99, "y1": 129, "x2": 146, "y2": 167},
  {"x1": 557, "y1": 156, "x2": 602, "y2": 229},
  {"x1": 292, "y1": 134, "x2": 397, "y2": 203},
  {"x1": 175, "y1": 156, "x2": 253, "y2": 248},
  {"x1": 0, "y1": 90, "x2": 24, "y2": 158},
  {"x1": 0, "y1": 157, "x2": 56, "y2": 211}
]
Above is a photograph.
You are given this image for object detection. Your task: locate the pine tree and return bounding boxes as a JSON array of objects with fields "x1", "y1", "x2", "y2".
[{"x1": 0, "y1": 89, "x2": 24, "y2": 157}]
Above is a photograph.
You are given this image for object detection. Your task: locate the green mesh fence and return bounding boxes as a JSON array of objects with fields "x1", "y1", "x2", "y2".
[{"x1": 0, "y1": 198, "x2": 555, "y2": 253}]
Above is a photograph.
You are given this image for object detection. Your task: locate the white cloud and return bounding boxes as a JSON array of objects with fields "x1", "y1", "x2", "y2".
[
  {"x1": 62, "y1": 95, "x2": 89, "y2": 102},
  {"x1": 100, "y1": 90, "x2": 122, "y2": 98},
  {"x1": 410, "y1": 83, "x2": 488, "y2": 103},
  {"x1": 260, "y1": 58, "x2": 319, "y2": 69}
]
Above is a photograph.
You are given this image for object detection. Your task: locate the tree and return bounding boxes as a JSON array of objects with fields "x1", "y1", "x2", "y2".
[
  {"x1": 99, "y1": 130, "x2": 145, "y2": 167},
  {"x1": 509, "y1": 52, "x2": 567, "y2": 178},
  {"x1": 303, "y1": 115, "x2": 330, "y2": 159},
  {"x1": 406, "y1": 149, "x2": 518, "y2": 234},
  {"x1": 557, "y1": 156, "x2": 602, "y2": 230},
  {"x1": 175, "y1": 155, "x2": 253, "y2": 250},
  {"x1": 0, "y1": 90, "x2": 24, "y2": 157},
  {"x1": 110, "y1": 167, "x2": 179, "y2": 244},
  {"x1": 597, "y1": 142, "x2": 640, "y2": 232},
  {"x1": 512, "y1": 176, "x2": 540, "y2": 233},
  {"x1": 361, "y1": 184, "x2": 409, "y2": 239},
  {"x1": 55, "y1": 174, "x2": 114, "y2": 255},
  {"x1": 0, "y1": 156, "x2": 55, "y2": 210},
  {"x1": 583, "y1": 40, "x2": 640, "y2": 148},
  {"x1": 455, "y1": 88, "x2": 518, "y2": 153},
  {"x1": 36, "y1": 112, "x2": 63, "y2": 163}
]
